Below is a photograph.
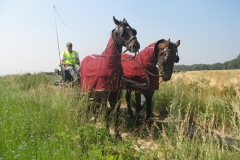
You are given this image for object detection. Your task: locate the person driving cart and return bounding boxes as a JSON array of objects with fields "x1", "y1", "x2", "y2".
[{"x1": 60, "y1": 42, "x2": 80, "y2": 82}]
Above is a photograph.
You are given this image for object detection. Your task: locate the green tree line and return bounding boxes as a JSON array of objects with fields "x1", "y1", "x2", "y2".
[{"x1": 174, "y1": 54, "x2": 240, "y2": 71}]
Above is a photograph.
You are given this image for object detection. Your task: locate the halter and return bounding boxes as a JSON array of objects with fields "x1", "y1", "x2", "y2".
[
  {"x1": 115, "y1": 23, "x2": 138, "y2": 53},
  {"x1": 157, "y1": 46, "x2": 179, "y2": 76}
]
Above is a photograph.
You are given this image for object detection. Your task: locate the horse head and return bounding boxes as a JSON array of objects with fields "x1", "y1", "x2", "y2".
[
  {"x1": 112, "y1": 16, "x2": 140, "y2": 53},
  {"x1": 156, "y1": 39, "x2": 180, "y2": 81}
]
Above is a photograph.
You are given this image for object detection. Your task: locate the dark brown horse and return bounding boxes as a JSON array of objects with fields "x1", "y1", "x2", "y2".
[
  {"x1": 121, "y1": 39, "x2": 180, "y2": 123},
  {"x1": 80, "y1": 16, "x2": 140, "y2": 138}
]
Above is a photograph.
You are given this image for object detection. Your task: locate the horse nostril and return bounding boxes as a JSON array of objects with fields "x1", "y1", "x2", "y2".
[{"x1": 133, "y1": 42, "x2": 140, "y2": 50}]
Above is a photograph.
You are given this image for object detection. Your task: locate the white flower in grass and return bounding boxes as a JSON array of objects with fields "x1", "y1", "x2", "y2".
[{"x1": 71, "y1": 151, "x2": 75, "y2": 156}]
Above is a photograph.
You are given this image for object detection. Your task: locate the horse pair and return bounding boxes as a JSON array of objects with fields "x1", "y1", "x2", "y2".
[{"x1": 80, "y1": 16, "x2": 180, "y2": 138}]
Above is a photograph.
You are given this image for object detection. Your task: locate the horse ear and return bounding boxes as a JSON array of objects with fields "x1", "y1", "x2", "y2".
[
  {"x1": 175, "y1": 40, "x2": 180, "y2": 47},
  {"x1": 113, "y1": 16, "x2": 120, "y2": 26},
  {"x1": 123, "y1": 18, "x2": 127, "y2": 23},
  {"x1": 167, "y1": 38, "x2": 170, "y2": 47}
]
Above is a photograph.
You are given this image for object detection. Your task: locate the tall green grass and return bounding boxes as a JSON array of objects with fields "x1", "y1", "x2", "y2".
[
  {"x1": 1, "y1": 72, "x2": 240, "y2": 159},
  {"x1": 0, "y1": 74, "x2": 142, "y2": 159}
]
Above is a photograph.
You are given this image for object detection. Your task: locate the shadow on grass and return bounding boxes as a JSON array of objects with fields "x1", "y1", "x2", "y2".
[{"x1": 119, "y1": 106, "x2": 240, "y2": 151}]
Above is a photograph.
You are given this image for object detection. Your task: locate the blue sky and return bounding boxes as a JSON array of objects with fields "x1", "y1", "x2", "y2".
[{"x1": 0, "y1": 0, "x2": 239, "y2": 75}]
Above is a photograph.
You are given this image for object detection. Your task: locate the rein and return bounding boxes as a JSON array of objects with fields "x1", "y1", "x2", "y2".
[
  {"x1": 132, "y1": 58, "x2": 163, "y2": 77},
  {"x1": 136, "y1": 60, "x2": 163, "y2": 77},
  {"x1": 126, "y1": 47, "x2": 178, "y2": 77},
  {"x1": 121, "y1": 76, "x2": 150, "y2": 90},
  {"x1": 94, "y1": 54, "x2": 121, "y2": 58}
]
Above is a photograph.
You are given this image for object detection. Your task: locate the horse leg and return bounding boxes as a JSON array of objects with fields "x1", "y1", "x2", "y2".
[
  {"x1": 135, "y1": 90, "x2": 143, "y2": 120},
  {"x1": 90, "y1": 91, "x2": 108, "y2": 124},
  {"x1": 108, "y1": 89, "x2": 122, "y2": 138},
  {"x1": 92, "y1": 92, "x2": 101, "y2": 124},
  {"x1": 126, "y1": 89, "x2": 134, "y2": 118},
  {"x1": 104, "y1": 91, "x2": 111, "y2": 129},
  {"x1": 144, "y1": 90, "x2": 154, "y2": 121}
]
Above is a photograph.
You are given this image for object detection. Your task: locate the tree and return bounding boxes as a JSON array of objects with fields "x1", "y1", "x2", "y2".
[{"x1": 174, "y1": 54, "x2": 240, "y2": 71}]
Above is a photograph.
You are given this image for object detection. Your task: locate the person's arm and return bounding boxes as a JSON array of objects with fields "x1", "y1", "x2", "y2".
[
  {"x1": 76, "y1": 58, "x2": 80, "y2": 65},
  {"x1": 60, "y1": 60, "x2": 69, "y2": 65},
  {"x1": 76, "y1": 52, "x2": 80, "y2": 65},
  {"x1": 60, "y1": 52, "x2": 70, "y2": 66}
]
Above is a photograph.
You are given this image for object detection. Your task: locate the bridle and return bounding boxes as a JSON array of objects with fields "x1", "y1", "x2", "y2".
[
  {"x1": 115, "y1": 23, "x2": 138, "y2": 53},
  {"x1": 157, "y1": 46, "x2": 179, "y2": 77}
]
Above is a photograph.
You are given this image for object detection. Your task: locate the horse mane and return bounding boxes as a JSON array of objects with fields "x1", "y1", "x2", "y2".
[{"x1": 154, "y1": 39, "x2": 165, "y2": 62}]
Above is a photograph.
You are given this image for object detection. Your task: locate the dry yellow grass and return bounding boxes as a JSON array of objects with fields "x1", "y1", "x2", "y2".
[
  {"x1": 172, "y1": 70, "x2": 240, "y2": 92},
  {"x1": 169, "y1": 70, "x2": 240, "y2": 140}
]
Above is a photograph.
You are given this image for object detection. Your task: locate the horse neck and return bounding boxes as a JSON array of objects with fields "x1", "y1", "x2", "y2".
[
  {"x1": 136, "y1": 43, "x2": 156, "y2": 67},
  {"x1": 101, "y1": 37, "x2": 122, "y2": 56}
]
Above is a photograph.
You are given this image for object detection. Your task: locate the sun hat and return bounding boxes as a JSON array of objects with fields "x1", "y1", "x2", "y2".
[{"x1": 66, "y1": 42, "x2": 72, "y2": 46}]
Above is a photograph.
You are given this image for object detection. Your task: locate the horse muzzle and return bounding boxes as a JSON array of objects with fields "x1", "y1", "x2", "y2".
[
  {"x1": 126, "y1": 37, "x2": 140, "y2": 53},
  {"x1": 160, "y1": 71, "x2": 172, "y2": 81}
]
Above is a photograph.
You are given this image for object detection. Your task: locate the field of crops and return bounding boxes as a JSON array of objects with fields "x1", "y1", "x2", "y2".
[{"x1": 0, "y1": 70, "x2": 240, "y2": 159}]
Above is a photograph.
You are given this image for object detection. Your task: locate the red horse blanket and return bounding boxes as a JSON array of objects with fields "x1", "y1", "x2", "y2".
[
  {"x1": 80, "y1": 37, "x2": 121, "y2": 93},
  {"x1": 121, "y1": 41, "x2": 160, "y2": 90}
]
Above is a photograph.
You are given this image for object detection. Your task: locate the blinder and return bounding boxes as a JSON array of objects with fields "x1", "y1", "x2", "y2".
[
  {"x1": 160, "y1": 48, "x2": 180, "y2": 64},
  {"x1": 163, "y1": 53, "x2": 167, "y2": 64},
  {"x1": 175, "y1": 55, "x2": 179, "y2": 63},
  {"x1": 116, "y1": 22, "x2": 137, "y2": 36}
]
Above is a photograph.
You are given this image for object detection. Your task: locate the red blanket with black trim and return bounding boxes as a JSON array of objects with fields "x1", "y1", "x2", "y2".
[
  {"x1": 80, "y1": 37, "x2": 121, "y2": 93},
  {"x1": 121, "y1": 41, "x2": 160, "y2": 90}
]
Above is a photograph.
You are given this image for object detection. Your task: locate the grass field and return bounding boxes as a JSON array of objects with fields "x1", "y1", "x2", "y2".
[{"x1": 0, "y1": 70, "x2": 240, "y2": 159}]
